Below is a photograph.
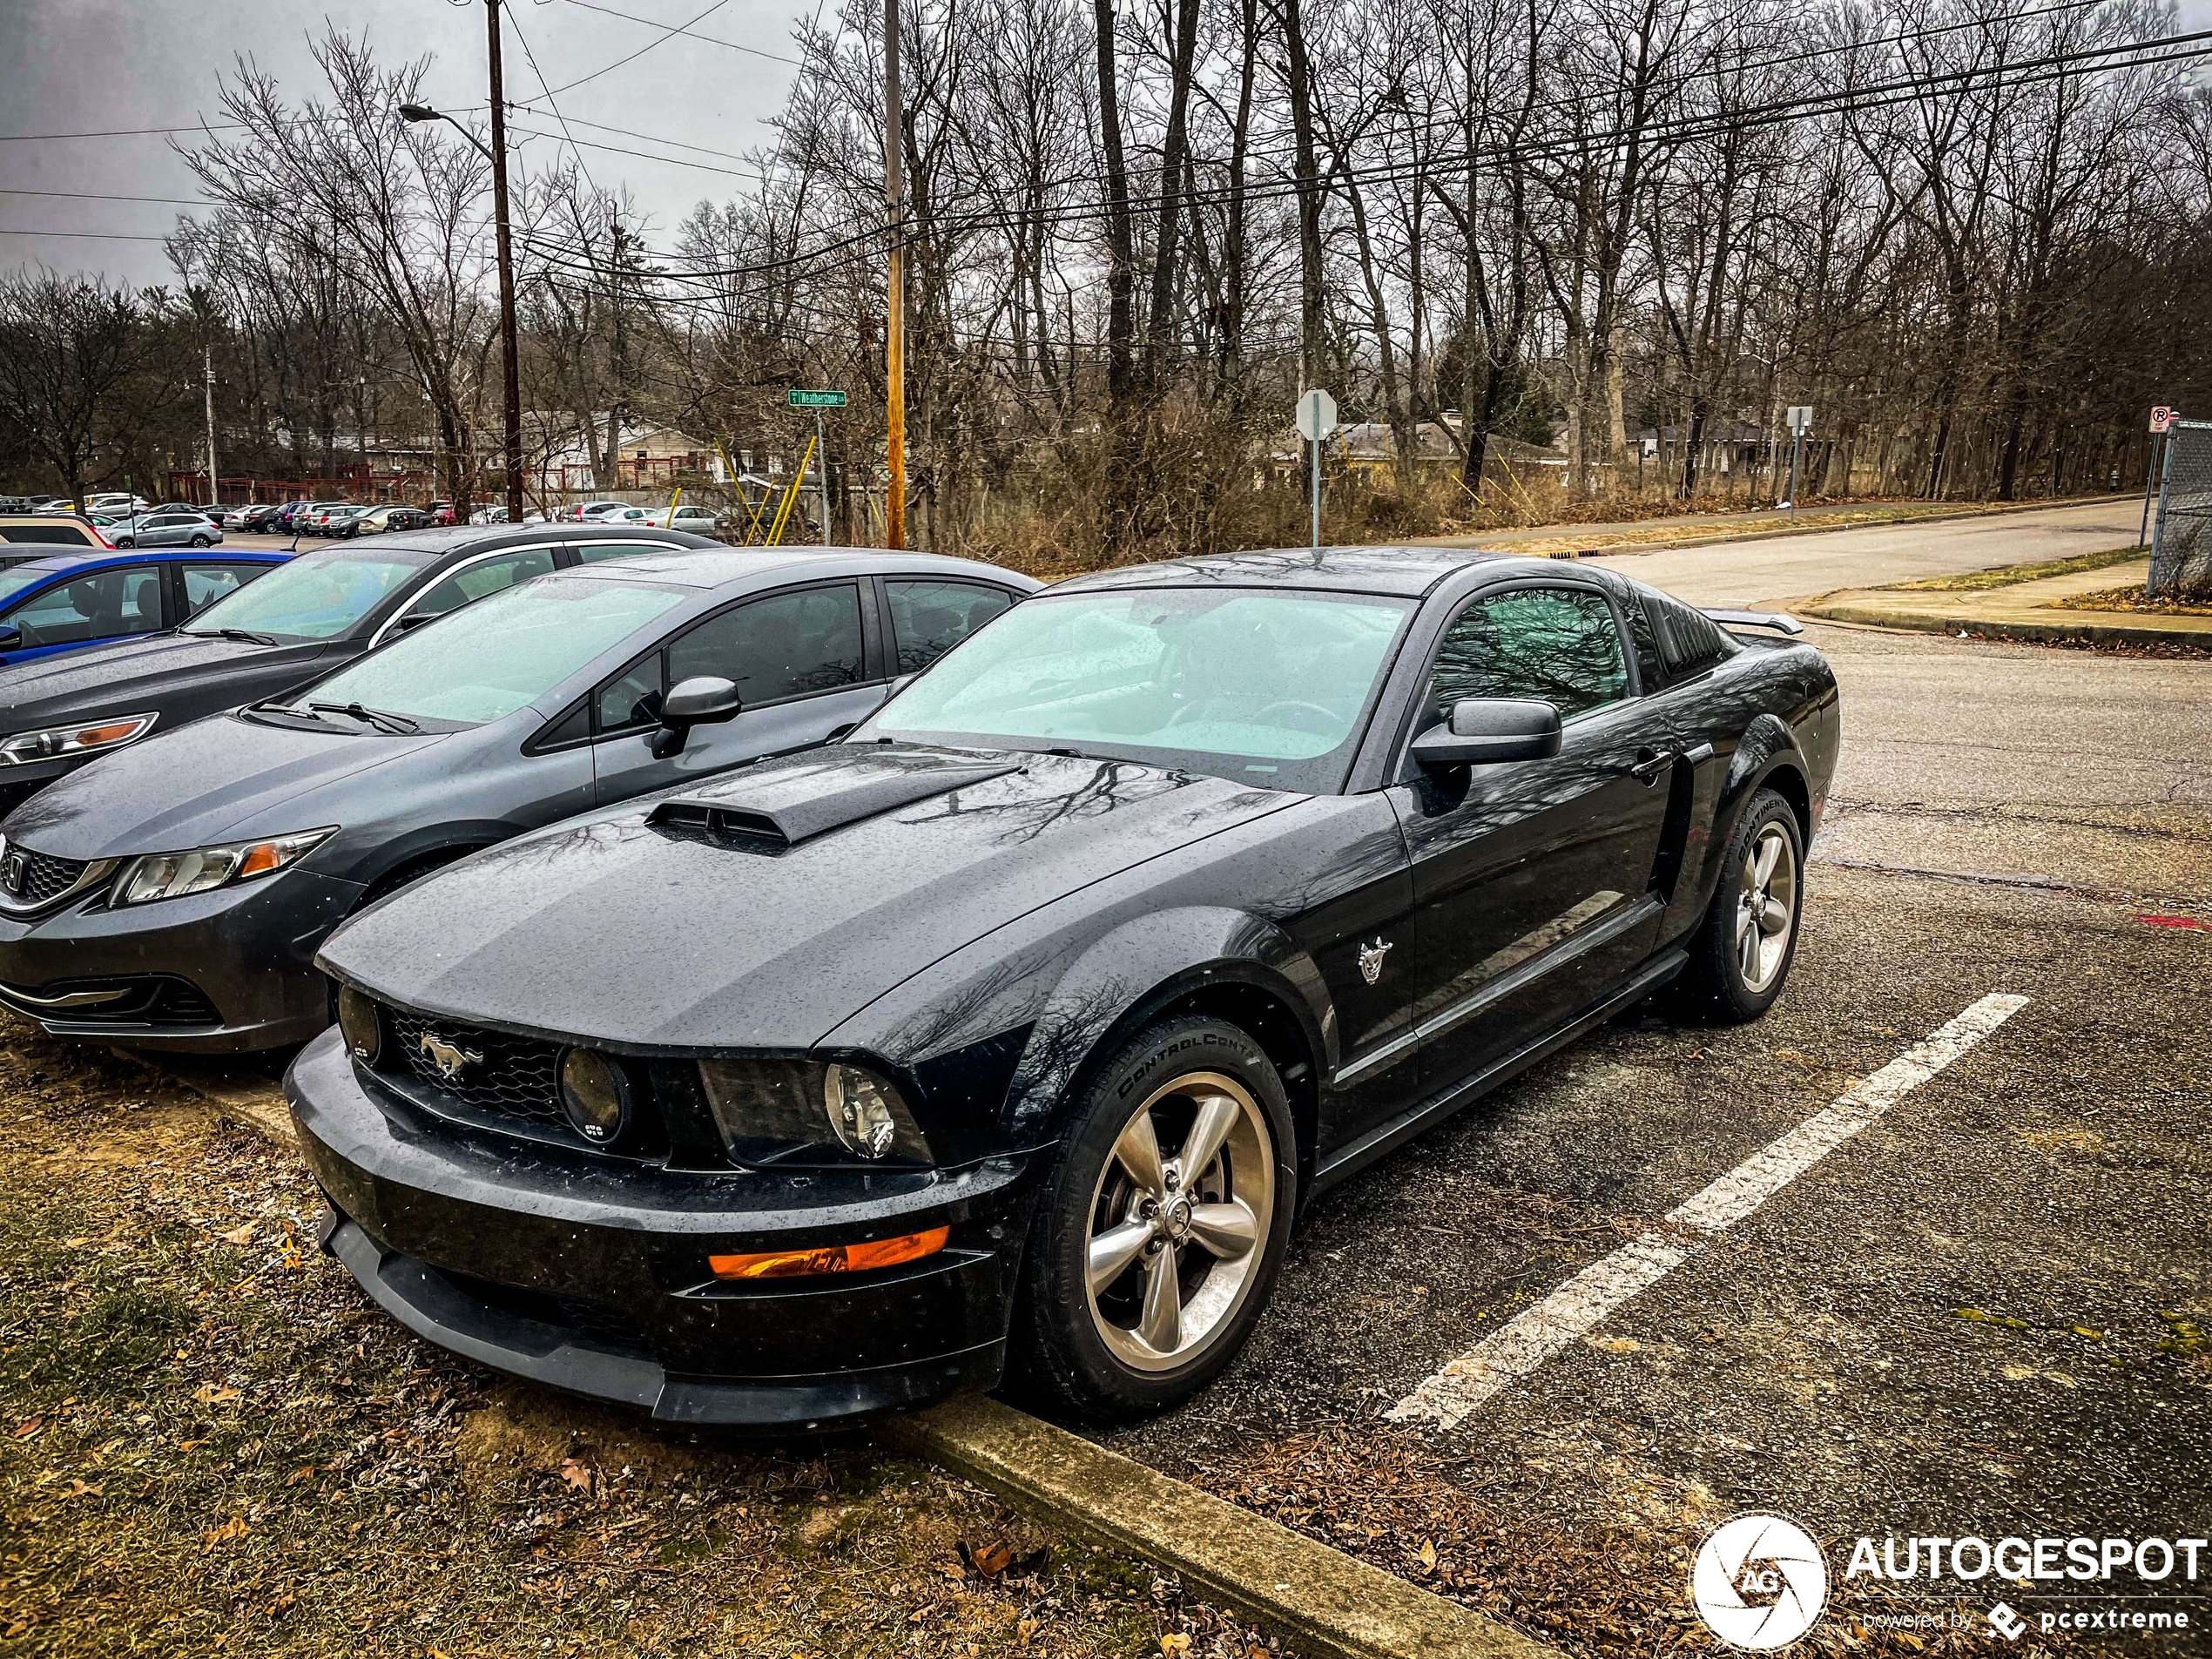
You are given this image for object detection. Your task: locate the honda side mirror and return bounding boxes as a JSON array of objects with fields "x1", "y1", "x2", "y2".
[
  {"x1": 0, "y1": 625, "x2": 18, "y2": 652},
  {"x1": 651, "y1": 675, "x2": 743, "y2": 759},
  {"x1": 1411, "y1": 698, "x2": 1562, "y2": 769}
]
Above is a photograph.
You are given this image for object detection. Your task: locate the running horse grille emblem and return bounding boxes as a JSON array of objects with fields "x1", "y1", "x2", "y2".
[
  {"x1": 1358, "y1": 937, "x2": 1393, "y2": 985},
  {"x1": 418, "y1": 1030, "x2": 484, "y2": 1082}
]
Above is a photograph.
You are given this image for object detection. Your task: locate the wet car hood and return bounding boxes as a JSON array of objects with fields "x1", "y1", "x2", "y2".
[
  {"x1": 2, "y1": 711, "x2": 441, "y2": 858},
  {"x1": 321, "y1": 743, "x2": 1301, "y2": 1050},
  {"x1": 0, "y1": 631, "x2": 333, "y2": 725}
]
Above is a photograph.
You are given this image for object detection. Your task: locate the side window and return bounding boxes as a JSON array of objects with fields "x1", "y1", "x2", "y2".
[
  {"x1": 597, "y1": 652, "x2": 664, "y2": 734},
  {"x1": 3, "y1": 564, "x2": 165, "y2": 645},
  {"x1": 1426, "y1": 587, "x2": 1628, "y2": 724},
  {"x1": 1646, "y1": 592, "x2": 1738, "y2": 678},
  {"x1": 576, "y1": 542, "x2": 662, "y2": 564},
  {"x1": 181, "y1": 561, "x2": 264, "y2": 617},
  {"x1": 887, "y1": 580, "x2": 1015, "y2": 674},
  {"x1": 1626, "y1": 599, "x2": 1665, "y2": 692},
  {"x1": 405, "y1": 548, "x2": 557, "y2": 620},
  {"x1": 666, "y1": 583, "x2": 865, "y2": 705}
]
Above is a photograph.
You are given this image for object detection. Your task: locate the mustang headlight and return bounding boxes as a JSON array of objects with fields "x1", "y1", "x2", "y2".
[
  {"x1": 0, "y1": 711, "x2": 158, "y2": 765},
  {"x1": 698, "y1": 1057, "x2": 930, "y2": 1165},
  {"x1": 113, "y1": 827, "x2": 335, "y2": 906}
]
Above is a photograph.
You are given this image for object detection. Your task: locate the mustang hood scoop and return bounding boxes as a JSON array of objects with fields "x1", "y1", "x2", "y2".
[
  {"x1": 648, "y1": 749, "x2": 1020, "y2": 851},
  {"x1": 322, "y1": 743, "x2": 1299, "y2": 1051}
]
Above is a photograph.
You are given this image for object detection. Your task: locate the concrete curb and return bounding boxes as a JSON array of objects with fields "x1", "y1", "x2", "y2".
[
  {"x1": 1797, "y1": 596, "x2": 2212, "y2": 649},
  {"x1": 882, "y1": 1393, "x2": 1554, "y2": 1659},
  {"x1": 178, "y1": 1067, "x2": 1552, "y2": 1658}
]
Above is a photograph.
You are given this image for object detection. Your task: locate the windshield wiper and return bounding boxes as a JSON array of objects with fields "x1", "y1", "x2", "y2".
[
  {"x1": 307, "y1": 700, "x2": 420, "y2": 734},
  {"x1": 184, "y1": 626, "x2": 280, "y2": 645}
]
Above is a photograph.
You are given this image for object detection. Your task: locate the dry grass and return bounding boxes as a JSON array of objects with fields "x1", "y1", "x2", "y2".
[
  {"x1": 2042, "y1": 583, "x2": 2212, "y2": 617},
  {"x1": 1878, "y1": 546, "x2": 2145, "y2": 593},
  {"x1": 0, "y1": 1021, "x2": 1271, "y2": 1659}
]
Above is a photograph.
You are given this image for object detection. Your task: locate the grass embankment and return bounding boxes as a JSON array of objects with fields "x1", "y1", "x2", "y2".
[
  {"x1": 0, "y1": 1025, "x2": 1261, "y2": 1659},
  {"x1": 1878, "y1": 545, "x2": 2145, "y2": 593}
]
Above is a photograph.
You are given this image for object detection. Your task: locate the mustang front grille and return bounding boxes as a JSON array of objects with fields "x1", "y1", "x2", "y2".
[{"x1": 383, "y1": 1006, "x2": 566, "y2": 1126}]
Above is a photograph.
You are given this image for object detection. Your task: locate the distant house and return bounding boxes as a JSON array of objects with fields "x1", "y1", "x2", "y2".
[{"x1": 532, "y1": 415, "x2": 718, "y2": 494}]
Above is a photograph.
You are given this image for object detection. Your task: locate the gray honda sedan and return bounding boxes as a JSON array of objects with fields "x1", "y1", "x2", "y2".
[{"x1": 0, "y1": 547, "x2": 1035, "y2": 1051}]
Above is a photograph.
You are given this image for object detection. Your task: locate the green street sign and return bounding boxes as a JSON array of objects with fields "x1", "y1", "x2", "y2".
[{"x1": 788, "y1": 388, "x2": 847, "y2": 408}]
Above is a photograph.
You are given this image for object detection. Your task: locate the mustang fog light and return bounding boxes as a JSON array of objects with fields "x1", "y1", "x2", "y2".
[
  {"x1": 336, "y1": 985, "x2": 381, "y2": 1063},
  {"x1": 558, "y1": 1048, "x2": 631, "y2": 1145},
  {"x1": 709, "y1": 1225, "x2": 949, "y2": 1280}
]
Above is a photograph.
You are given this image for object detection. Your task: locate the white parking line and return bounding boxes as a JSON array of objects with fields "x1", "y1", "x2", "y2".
[{"x1": 1386, "y1": 992, "x2": 2029, "y2": 1431}]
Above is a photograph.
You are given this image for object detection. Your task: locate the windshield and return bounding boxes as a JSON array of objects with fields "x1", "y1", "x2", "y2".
[
  {"x1": 861, "y1": 587, "x2": 1414, "y2": 792},
  {"x1": 295, "y1": 575, "x2": 685, "y2": 726},
  {"x1": 185, "y1": 552, "x2": 431, "y2": 641}
]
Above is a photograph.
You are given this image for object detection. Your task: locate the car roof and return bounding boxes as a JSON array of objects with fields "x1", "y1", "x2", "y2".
[
  {"x1": 1049, "y1": 544, "x2": 1551, "y2": 597},
  {"x1": 0, "y1": 546, "x2": 288, "y2": 579},
  {"x1": 553, "y1": 544, "x2": 1042, "y2": 594},
  {"x1": 327, "y1": 523, "x2": 719, "y2": 560}
]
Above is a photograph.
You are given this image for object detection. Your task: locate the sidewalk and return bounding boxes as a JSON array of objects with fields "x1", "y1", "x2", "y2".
[
  {"x1": 1797, "y1": 555, "x2": 2212, "y2": 647},
  {"x1": 1417, "y1": 494, "x2": 2112, "y2": 558}
]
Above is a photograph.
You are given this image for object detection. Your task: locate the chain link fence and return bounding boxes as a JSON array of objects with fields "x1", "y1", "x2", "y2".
[{"x1": 2149, "y1": 417, "x2": 2212, "y2": 600}]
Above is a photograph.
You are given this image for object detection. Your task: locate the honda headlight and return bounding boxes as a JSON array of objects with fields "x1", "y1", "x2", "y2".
[
  {"x1": 697, "y1": 1057, "x2": 931, "y2": 1165},
  {"x1": 0, "y1": 711, "x2": 157, "y2": 765},
  {"x1": 113, "y1": 827, "x2": 336, "y2": 906}
]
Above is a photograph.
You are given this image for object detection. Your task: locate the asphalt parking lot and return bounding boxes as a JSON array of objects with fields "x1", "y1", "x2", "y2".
[
  {"x1": 3, "y1": 508, "x2": 2204, "y2": 1655},
  {"x1": 1102, "y1": 618, "x2": 2212, "y2": 1649}
]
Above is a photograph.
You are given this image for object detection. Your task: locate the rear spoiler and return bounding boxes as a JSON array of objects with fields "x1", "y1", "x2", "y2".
[{"x1": 1702, "y1": 607, "x2": 1803, "y2": 637}]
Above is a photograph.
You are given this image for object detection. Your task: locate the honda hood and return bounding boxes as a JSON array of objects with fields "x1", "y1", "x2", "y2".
[
  {"x1": 1, "y1": 711, "x2": 442, "y2": 859},
  {"x1": 321, "y1": 743, "x2": 1298, "y2": 1049},
  {"x1": 0, "y1": 631, "x2": 327, "y2": 725}
]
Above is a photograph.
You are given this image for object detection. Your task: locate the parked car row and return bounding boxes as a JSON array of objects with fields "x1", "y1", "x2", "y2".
[{"x1": 0, "y1": 523, "x2": 1838, "y2": 1434}]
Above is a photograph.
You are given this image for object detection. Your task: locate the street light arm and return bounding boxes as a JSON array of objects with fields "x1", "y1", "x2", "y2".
[{"x1": 397, "y1": 103, "x2": 496, "y2": 165}]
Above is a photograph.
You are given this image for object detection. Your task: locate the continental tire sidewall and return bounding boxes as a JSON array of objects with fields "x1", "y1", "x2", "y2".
[
  {"x1": 1013, "y1": 1015, "x2": 1297, "y2": 1423},
  {"x1": 1697, "y1": 788, "x2": 1804, "y2": 1022}
]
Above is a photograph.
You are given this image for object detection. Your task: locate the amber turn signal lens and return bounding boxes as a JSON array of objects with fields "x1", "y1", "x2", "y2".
[{"x1": 709, "y1": 1224, "x2": 949, "y2": 1280}]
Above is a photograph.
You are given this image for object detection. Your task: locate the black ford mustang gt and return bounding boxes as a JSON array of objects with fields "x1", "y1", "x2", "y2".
[{"x1": 291, "y1": 546, "x2": 1840, "y2": 1430}]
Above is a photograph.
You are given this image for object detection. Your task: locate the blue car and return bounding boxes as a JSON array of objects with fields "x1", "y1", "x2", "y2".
[{"x1": 0, "y1": 548, "x2": 294, "y2": 670}]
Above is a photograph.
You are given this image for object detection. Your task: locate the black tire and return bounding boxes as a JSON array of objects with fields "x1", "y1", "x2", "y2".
[
  {"x1": 1674, "y1": 786, "x2": 1804, "y2": 1024},
  {"x1": 112, "y1": 536, "x2": 133, "y2": 549},
  {"x1": 1008, "y1": 1014, "x2": 1297, "y2": 1424},
  {"x1": 189, "y1": 535, "x2": 211, "y2": 548}
]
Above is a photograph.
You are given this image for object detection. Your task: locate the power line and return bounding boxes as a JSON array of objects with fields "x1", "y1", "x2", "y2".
[
  {"x1": 534, "y1": 29, "x2": 2212, "y2": 307},
  {"x1": 503, "y1": 1, "x2": 602, "y2": 199},
  {"x1": 0, "y1": 227, "x2": 174, "y2": 242},
  {"x1": 0, "y1": 122, "x2": 248, "y2": 142},
  {"x1": 541, "y1": 0, "x2": 741, "y2": 98},
  {"x1": 0, "y1": 187, "x2": 205, "y2": 206},
  {"x1": 556, "y1": 0, "x2": 803, "y2": 67}
]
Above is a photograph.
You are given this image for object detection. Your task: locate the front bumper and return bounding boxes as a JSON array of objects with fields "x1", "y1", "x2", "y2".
[
  {"x1": 287, "y1": 1029, "x2": 1035, "y2": 1430},
  {"x1": 0, "y1": 867, "x2": 361, "y2": 1051}
]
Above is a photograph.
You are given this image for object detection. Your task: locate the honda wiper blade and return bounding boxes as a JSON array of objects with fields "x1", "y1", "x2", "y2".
[
  {"x1": 307, "y1": 700, "x2": 420, "y2": 734},
  {"x1": 183, "y1": 625, "x2": 280, "y2": 644}
]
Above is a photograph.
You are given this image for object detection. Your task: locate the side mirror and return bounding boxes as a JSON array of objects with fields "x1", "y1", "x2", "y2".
[
  {"x1": 651, "y1": 675, "x2": 743, "y2": 759},
  {"x1": 0, "y1": 625, "x2": 19, "y2": 652},
  {"x1": 395, "y1": 610, "x2": 440, "y2": 632},
  {"x1": 1411, "y1": 698, "x2": 1562, "y2": 770},
  {"x1": 886, "y1": 672, "x2": 917, "y2": 696}
]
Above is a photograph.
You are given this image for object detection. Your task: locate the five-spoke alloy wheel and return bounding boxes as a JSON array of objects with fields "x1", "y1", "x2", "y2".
[
  {"x1": 1012, "y1": 1015, "x2": 1296, "y2": 1422},
  {"x1": 1678, "y1": 786, "x2": 1805, "y2": 1023},
  {"x1": 1083, "y1": 1070, "x2": 1274, "y2": 1372}
]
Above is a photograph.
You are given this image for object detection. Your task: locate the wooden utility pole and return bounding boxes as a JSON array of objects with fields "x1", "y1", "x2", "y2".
[
  {"x1": 883, "y1": 0, "x2": 906, "y2": 549},
  {"x1": 486, "y1": 0, "x2": 524, "y2": 523}
]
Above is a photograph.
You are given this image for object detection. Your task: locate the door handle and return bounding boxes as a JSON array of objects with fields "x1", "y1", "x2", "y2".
[{"x1": 1629, "y1": 748, "x2": 1674, "y2": 784}]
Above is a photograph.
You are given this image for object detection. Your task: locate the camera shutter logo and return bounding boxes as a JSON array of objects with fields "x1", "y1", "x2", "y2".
[{"x1": 1690, "y1": 1513, "x2": 1829, "y2": 1649}]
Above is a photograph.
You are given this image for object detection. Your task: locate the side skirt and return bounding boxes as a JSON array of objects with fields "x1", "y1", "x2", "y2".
[{"x1": 1308, "y1": 948, "x2": 1687, "y2": 1199}]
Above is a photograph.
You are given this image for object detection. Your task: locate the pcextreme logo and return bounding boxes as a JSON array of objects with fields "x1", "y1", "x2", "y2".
[{"x1": 1691, "y1": 1513, "x2": 1831, "y2": 1650}]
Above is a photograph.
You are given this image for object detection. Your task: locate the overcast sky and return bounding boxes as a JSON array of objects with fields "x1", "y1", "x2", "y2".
[{"x1": 0, "y1": 0, "x2": 829, "y2": 287}]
